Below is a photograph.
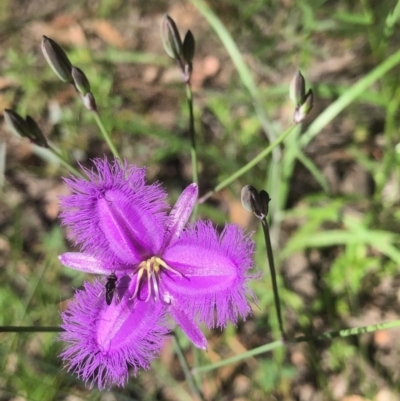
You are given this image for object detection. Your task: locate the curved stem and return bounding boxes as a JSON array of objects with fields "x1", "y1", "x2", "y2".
[
  {"x1": 198, "y1": 126, "x2": 295, "y2": 203},
  {"x1": 92, "y1": 111, "x2": 121, "y2": 160}
]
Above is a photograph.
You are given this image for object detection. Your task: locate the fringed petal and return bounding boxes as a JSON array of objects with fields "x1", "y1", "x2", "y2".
[
  {"x1": 60, "y1": 279, "x2": 170, "y2": 390},
  {"x1": 162, "y1": 222, "x2": 257, "y2": 328},
  {"x1": 60, "y1": 158, "x2": 168, "y2": 265}
]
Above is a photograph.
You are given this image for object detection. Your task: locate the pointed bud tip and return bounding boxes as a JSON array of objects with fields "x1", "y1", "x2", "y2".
[
  {"x1": 182, "y1": 30, "x2": 195, "y2": 64},
  {"x1": 161, "y1": 14, "x2": 183, "y2": 60},
  {"x1": 290, "y1": 70, "x2": 306, "y2": 106},
  {"x1": 41, "y1": 35, "x2": 73, "y2": 83}
]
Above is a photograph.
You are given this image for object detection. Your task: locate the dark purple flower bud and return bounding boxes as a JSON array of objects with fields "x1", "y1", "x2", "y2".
[
  {"x1": 182, "y1": 30, "x2": 195, "y2": 64},
  {"x1": 161, "y1": 14, "x2": 183, "y2": 60},
  {"x1": 4, "y1": 110, "x2": 47, "y2": 147},
  {"x1": 241, "y1": 185, "x2": 259, "y2": 213},
  {"x1": 4, "y1": 109, "x2": 31, "y2": 138},
  {"x1": 290, "y1": 70, "x2": 306, "y2": 106},
  {"x1": 41, "y1": 36, "x2": 73, "y2": 83},
  {"x1": 241, "y1": 185, "x2": 269, "y2": 219},
  {"x1": 258, "y1": 190, "x2": 271, "y2": 218},
  {"x1": 25, "y1": 116, "x2": 48, "y2": 147},
  {"x1": 293, "y1": 88, "x2": 313, "y2": 124},
  {"x1": 71, "y1": 66, "x2": 91, "y2": 95}
]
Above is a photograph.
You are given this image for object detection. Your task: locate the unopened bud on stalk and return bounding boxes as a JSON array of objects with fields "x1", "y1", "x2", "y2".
[
  {"x1": 290, "y1": 71, "x2": 306, "y2": 106},
  {"x1": 4, "y1": 109, "x2": 31, "y2": 138},
  {"x1": 72, "y1": 66, "x2": 91, "y2": 95},
  {"x1": 241, "y1": 185, "x2": 270, "y2": 220},
  {"x1": 161, "y1": 15, "x2": 183, "y2": 60},
  {"x1": 182, "y1": 30, "x2": 195, "y2": 64},
  {"x1": 25, "y1": 116, "x2": 48, "y2": 147},
  {"x1": 290, "y1": 70, "x2": 313, "y2": 124},
  {"x1": 293, "y1": 89, "x2": 313, "y2": 124},
  {"x1": 4, "y1": 109, "x2": 48, "y2": 147},
  {"x1": 41, "y1": 36, "x2": 73, "y2": 83}
]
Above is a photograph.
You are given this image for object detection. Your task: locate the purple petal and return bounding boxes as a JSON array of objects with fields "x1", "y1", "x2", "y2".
[
  {"x1": 162, "y1": 183, "x2": 198, "y2": 251},
  {"x1": 60, "y1": 279, "x2": 170, "y2": 390},
  {"x1": 170, "y1": 306, "x2": 207, "y2": 350},
  {"x1": 60, "y1": 158, "x2": 168, "y2": 265},
  {"x1": 97, "y1": 189, "x2": 164, "y2": 263},
  {"x1": 162, "y1": 222, "x2": 257, "y2": 328},
  {"x1": 59, "y1": 252, "x2": 127, "y2": 274}
]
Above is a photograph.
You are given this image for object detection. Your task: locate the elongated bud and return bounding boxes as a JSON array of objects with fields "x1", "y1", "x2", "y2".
[
  {"x1": 4, "y1": 110, "x2": 48, "y2": 147},
  {"x1": 41, "y1": 36, "x2": 73, "y2": 83},
  {"x1": 4, "y1": 109, "x2": 31, "y2": 138},
  {"x1": 293, "y1": 89, "x2": 313, "y2": 124},
  {"x1": 182, "y1": 30, "x2": 195, "y2": 64},
  {"x1": 290, "y1": 70, "x2": 313, "y2": 124},
  {"x1": 25, "y1": 116, "x2": 48, "y2": 147},
  {"x1": 241, "y1": 185, "x2": 259, "y2": 213},
  {"x1": 290, "y1": 71, "x2": 306, "y2": 106},
  {"x1": 161, "y1": 15, "x2": 183, "y2": 60},
  {"x1": 72, "y1": 66, "x2": 91, "y2": 95},
  {"x1": 258, "y1": 190, "x2": 271, "y2": 218}
]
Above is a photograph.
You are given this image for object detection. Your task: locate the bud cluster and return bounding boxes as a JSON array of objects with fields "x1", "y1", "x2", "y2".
[
  {"x1": 289, "y1": 71, "x2": 313, "y2": 124},
  {"x1": 4, "y1": 109, "x2": 48, "y2": 148},
  {"x1": 161, "y1": 15, "x2": 195, "y2": 83},
  {"x1": 241, "y1": 185, "x2": 271, "y2": 220},
  {"x1": 41, "y1": 36, "x2": 97, "y2": 111}
]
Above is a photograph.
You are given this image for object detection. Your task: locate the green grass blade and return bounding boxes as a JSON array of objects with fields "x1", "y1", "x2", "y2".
[{"x1": 189, "y1": 0, "x2": 277, "y2": 141}]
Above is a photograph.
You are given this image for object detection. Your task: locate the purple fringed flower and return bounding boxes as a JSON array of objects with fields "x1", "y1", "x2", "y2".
[
  {"x1": 60, "y1": 279, "x2": 170, "y2": 389},
  {"x1": 59, "y1": 158, "x2": 256, "y2": 351}
]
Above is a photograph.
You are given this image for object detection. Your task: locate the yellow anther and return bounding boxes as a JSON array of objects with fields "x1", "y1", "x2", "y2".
[{"x1": 130, "y1": 255, "x2": 181, "y2": 301}]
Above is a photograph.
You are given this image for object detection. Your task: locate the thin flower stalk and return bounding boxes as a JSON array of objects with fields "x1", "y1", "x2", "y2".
[{"x1": 198, "y1": 125, "x2": 295, "y2": 204}]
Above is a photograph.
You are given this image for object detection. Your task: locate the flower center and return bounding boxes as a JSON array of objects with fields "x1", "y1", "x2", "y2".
[{"x1": 131, "y1": 256, "x2": 182, "y2": 302}]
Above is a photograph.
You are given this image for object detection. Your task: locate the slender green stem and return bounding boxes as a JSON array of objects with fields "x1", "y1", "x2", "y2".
[
  {"x1": 47, "y1": 144, "x2": 85, "y2": 178},
  {"x1": 173, "y1": 333, "x2": 204, "y2": 401},
  {"x1": 186, "y1": 83, "x2": 198, "y2": 185},
  {"x1": 92, "y1": 111, "x2": 121, "y2": 160},
  {"x1": 185, "y1": 81, "x2": 199, "y2": 221},
  {"x1": 261, "y1": 219, "x2": 285, "y2": 339},
  {"x1": 192, "y1": 319, "x2": 400, "y2": 374},
  {"x1": 198, "y1": 126, "x2": 294, "y2": 203},
  {"x1": 0, "y1": 326, "x2": 62, "y2": 332}
]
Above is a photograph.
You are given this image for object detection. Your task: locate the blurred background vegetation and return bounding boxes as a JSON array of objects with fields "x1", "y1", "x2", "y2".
[{"x1": 1, "y1": 0, "x2": 400, "y2": 400}]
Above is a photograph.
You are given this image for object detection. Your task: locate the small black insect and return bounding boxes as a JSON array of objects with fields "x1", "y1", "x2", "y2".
[{"x1": 105, "y1": 272, "x2": 118, "y2": 305}]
